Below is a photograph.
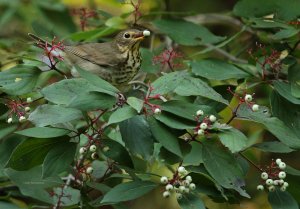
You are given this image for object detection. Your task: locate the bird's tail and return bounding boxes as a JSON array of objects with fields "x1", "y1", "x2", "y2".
[{"x1": 28, "y1": 33, "x2": 52, "y2": 48}]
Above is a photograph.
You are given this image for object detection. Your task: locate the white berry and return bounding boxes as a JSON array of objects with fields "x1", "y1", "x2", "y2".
[
  {"x1": 276, "y1": 158, "x2": 282, "y2": 165},
  {"x1": 7, "y1": 117, "x2": 13, "y2": 124},
  {"x1": 189, "y1": 183, "x2": 196, "y2": 190},
  {"x1": 209, "y1": 115, "x2": 217, "y2": 123},
  {"x1": 160, "y1": 176, "x2": 168, "y2": 184},
  {"x1": 200, "y1": 123, "x2": 208, "y2": 130},
  {"x1": 143, "y1": 30, "x2": 151, "y2": 36},
  {"x1": 165, "y1": 184, "x2": 174, "y2": 191},
  {"x1": 252, "y1": 104, "x2": 259, "y2": 112},
  {"x1": 19, "y1": 116, "x2": 26, "y2": 123},
  {"x1": 185, "y1": 176, "x2": 192, "y2": 183},
  {"x1": 245, "y1": 94, "x2": 253, "y2": 102},
  {"x1": 86, "y1": 166, "x2": 93, "y2": 174},
  {"x1": 163, "y1": 191, "x2": 170, "y2": 198},
  {"x1": 183, "y1": 180, "x2": 190, "y2": 186},
  {"x1": 102, "y1": 146, "x2": 110, "y2": 152},
  {"x1": 79, "y1": 147, "x2": 87, "y2": 154},
  {"x1": 176, "y1": 193, "x2": 183, "y2": 200},
  {"x1": 26, "y1": 97, "x2": 32, "y2": 103},
  {"x1": 261, "y1": 172, "x2": 268, "y2": 180},
  {"x1": 279, "y1": 162, "x2": 286, "y2": 169},
  {"x1": 25, "y1": 106, "x2": 31, "y2": 112},
  {"x1": 268, "y1": 185, "x2": 275, "y2": 192},
  {"x1": 280, "y1": 186, "x2": 287, "y2": 191},
  {"x1": 273, "y1": 180, "x2": 279, "y2": 185},
  {"x1": 257, "y1": 185, "x2": 264, "y2": 191},
  {"x1": 278, "y1": 171, "x2": 286, "y2": 179},
  {"x1": 154, "y1": 108, "x2": 161, "y2": 114},
  {"x1": 283, "y1": 182, "x2": 289, "y2": 187},
  {"x1": 178, "y1": 166, "x2": 186, "y2": 174},
  {"x1": 91, "y1": 152, "x2": 99, "y2": 159},
  {"x1": 266, "y1": 179, "x2": 273, "y2": 186},
  {"x1": 179, "y1": 185, "x2": 185, "y2": 193},
  {"x1": 196, "y1": 110, "x2": 204, "y2": 116},
  {"x1": 197, "y1": 129, "x2": 204, "y2": 135},
  {"x1": 89, "y1": 145, "x2": 97, "y2": 152}
]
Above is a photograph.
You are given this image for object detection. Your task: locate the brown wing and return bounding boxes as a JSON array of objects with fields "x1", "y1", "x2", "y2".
[{"x1": 64, "y1": 42, "x2": 125, "y2": 68}]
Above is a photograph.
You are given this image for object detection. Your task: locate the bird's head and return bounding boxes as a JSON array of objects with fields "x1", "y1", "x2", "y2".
[{"x1": 114, "y1": 29, "x2": 150, "y2": 52}]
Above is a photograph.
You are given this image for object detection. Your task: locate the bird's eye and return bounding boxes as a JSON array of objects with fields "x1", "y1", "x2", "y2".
[{"x1": 124, "y1": 33, "x2": 130, "y2": 38}]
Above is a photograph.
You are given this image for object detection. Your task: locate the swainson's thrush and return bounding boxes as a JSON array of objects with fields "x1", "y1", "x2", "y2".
[{"x1": 28, "y1": 29, "x2": 150, "y2": 86}]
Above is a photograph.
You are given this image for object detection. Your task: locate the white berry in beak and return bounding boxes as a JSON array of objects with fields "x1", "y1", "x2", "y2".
[{"x1": 143, "y1": 30, "x2": 151, "y2": 36}]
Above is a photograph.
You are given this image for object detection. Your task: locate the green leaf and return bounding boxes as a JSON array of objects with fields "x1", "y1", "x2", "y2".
[
  {"x1": 270, "y1": 91, "x2": 300, "y2": 138},
  {"x1": 68, "y1": 92, "x2": 116, "y2": 111},
  {"x1": 102, "y1": 138, "x2": 133, "y2": 167},
  {"x1": 273, "y1": 81, "x2": 300, "y2": 104},
  {"x1": 127, "y1": 97, "x2": 144, "y2": 113},
  {"x1": 105, "y1": 16, "x2": 127, "y2": 29},
  {"x1": 155, "y1": 113, "x2": 195, "y2": 130},
  {"x1": 218, "y1": 128, "x2": 248, "y2": 153},
  {"x1": 178, "y1": 194, "x2": 206, "y2": 209},
  {"x1": 233, "y1": 0, "x2": 300, "y2": 21},
  {"x1": 252, "y1": 141, "x2": 295, "y2": 153},
  {"x1": 41, "y1": 78, "x2": 98, "y2": 105},
  {"x1": 0, "y1": 135, "x2": 23, "y2": 176},
  {"x1": 288, "y1": 64, "x2": 300, "y2": 98},
  {"x1": 148, "y1": 117, "x2": 182, "y2": 157},
  {"x1": 183, "y1": 142, "x2": 203, "y2": 166},
  {"x1": 107, "y1": 106, "x2": 137, "y2": 125},
  {"x1": 151, "y1": 71, "x2": 189, "y2": 95},
  {"x1": 28, "y1": 104, "x2": 82, "y2": 127},
  {"x1": 75, "y1": 66, "x2": 119, "y2": 95},
  {"x1": 119, "y1": 115, "x2": 154, "y2": 159},
  {"x1": 6, "y1": 138, "x2": 65, "y2": 170},
  {"x1": 237, "y1": 104, "x2": 300, "y2": 149},
  {"x1": 151, "y1": 71, "x2": 229, "y2": 106},
  {"x1": 174, "y1": 77, "x2": 229, "y2": 105},
  {"x1": 161, "y1": 100, "x2": 214, "y2": 121},
  {"x1": 101, "y1": 181, "x2": 157, "y2": 204},
  {"x1": 191, "y1": 59, "x2": 249, "y2": 80},
  {"x1": 0, "y1": 65, "x2": 40, "y2": 95},
  {"x1": 153, "y1": 19, "x2": 225, "y2": 46},
  {"x1": 202, "y1": 140, "x2": 249, "y2": 198},
  {"x1": 268, "y1": 190, "x2": 299, "y2": 209},
  {"x1": 286, "y1": 165, "x2": 300, "y2": 176},
  {"x1": 42, "y1": 141, "x2": 76, "y2": 178},
  {"x1": 0, "y1": 202, "x2": 20, "y2": 209},
  {"x1": 4, "y1": 166, "x2": 61, "y2": 203},
  {"x1": 52, "y1": 187, "x2": 81, "y2": 206},
  {"x1": 15, "y1": 127, "x2": 71, "y2": 138}
]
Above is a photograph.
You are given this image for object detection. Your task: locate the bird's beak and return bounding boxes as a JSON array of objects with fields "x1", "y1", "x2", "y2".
[
  {"x1": 133, "y1": 32, "x2": 145, "y2": 41},
  {"x1": 133, "y1": 30, "x2": 151, "y2": 41}
]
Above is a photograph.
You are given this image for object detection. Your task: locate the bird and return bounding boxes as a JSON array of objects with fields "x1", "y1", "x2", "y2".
[{"x1": 28, "y1": 29, "x2": 151, "y2": 86}]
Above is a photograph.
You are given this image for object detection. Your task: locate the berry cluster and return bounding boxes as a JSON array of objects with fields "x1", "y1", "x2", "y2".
[
  {"x1": 194, "y1": 110, "x2": 217, "y2": 136},
  {"x1": 6, "y1": 97, "x2": 32, "y2": 123},
  {"x1": 77, "y1": 144, "x2": 99, "y2": 180},
  {"x1": 160, "y1": 166, "x2": 196, "y2": 199},
  {"x1": 257, "y1": 158, "x2": 288, "y2": 192},
  {"x1": 227, "y1": 87, "x2": 259, "y2": 112}
]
